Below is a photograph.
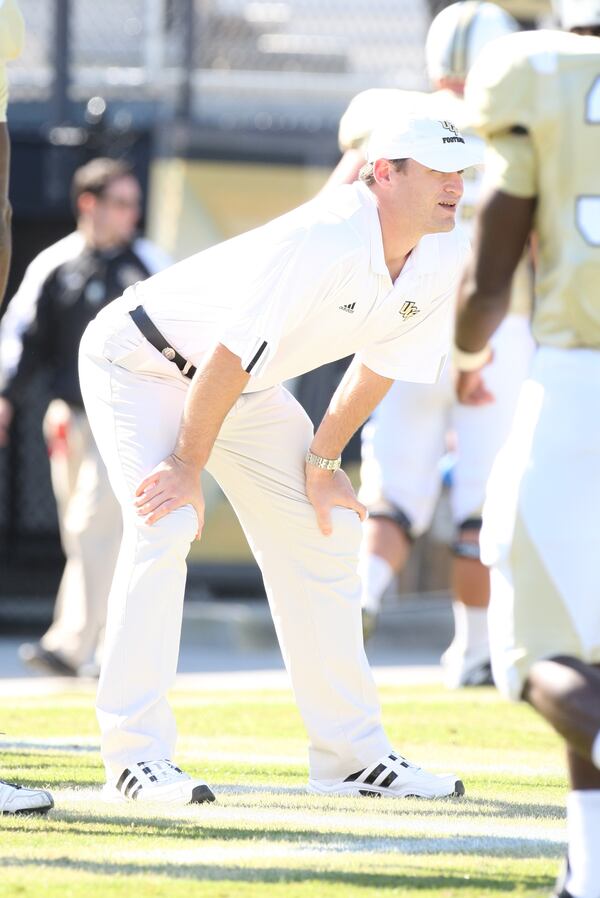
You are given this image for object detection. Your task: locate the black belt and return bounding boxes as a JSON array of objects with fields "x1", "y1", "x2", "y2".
[{"x1": 129, "y1": 305, "x2": 197, "y2": 380}]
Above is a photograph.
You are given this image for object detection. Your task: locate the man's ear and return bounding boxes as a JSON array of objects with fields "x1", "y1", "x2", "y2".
[
  {"x1": 372, "y1": 158, "x2": 393, "y2": 185},
  {"x1": 77, "y1": 191, "x2": 97, "y2": 217}
]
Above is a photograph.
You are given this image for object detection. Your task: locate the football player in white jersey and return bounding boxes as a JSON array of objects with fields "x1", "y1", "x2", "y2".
[
  {"x1": 333, "y1": 2, "x2": 535, "y2": 688},
  {"x1": 456, "y1": 2, "x2": 600, "y2": 894}
]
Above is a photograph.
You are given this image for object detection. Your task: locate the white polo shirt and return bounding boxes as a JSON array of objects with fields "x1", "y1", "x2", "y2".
[{"x1": 121, "y1": 181, "x2": 470, "y2": 391}]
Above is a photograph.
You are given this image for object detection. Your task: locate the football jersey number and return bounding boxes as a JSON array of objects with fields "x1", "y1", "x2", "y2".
[{"x1": 577, "y1": 77, "x2": 600, "y2": 247}]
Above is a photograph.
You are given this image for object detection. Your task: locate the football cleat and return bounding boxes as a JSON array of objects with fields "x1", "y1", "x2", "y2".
[
  {"x1": 440, "y1": 642, "x2": 494, "y2": 689},
  {"x1": 102, "y1": 759, "x2": 215, "y2": 805},
  {"x1": 18, "y1": 642, "x2": 78, "y2": 677},
  {"x1": 308, "y1": 751, "x2": 465, "y2": 799},
  {"x1": 0, "y1": 780, "x2": 54, "y2": 815}
]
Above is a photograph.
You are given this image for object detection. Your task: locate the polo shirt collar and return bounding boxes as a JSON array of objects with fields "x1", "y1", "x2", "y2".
[
  {"x1": 355, "y1": 181, "x2": 388, "y2": 277},
  {"x1": 354, "y1": 180, "x2": 441, "y2": 279}
]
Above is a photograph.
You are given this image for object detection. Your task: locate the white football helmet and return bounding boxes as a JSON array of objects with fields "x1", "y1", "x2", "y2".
[
  {"x1": 426, "y1": 1, "x2": 520, "y2": 82},
  {"x1": 554, "y1": 0, "x2": 600, "y2": 29}
]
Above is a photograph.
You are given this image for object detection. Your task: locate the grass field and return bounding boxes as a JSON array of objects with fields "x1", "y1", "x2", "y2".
[{"x1": 0, "y1": 682, "x2": 565, "y2": 897}]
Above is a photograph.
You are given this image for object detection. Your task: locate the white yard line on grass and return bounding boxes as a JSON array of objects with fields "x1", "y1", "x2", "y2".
[{"x1": 50, "y1": 786, "x2": 566, "y2": 858}]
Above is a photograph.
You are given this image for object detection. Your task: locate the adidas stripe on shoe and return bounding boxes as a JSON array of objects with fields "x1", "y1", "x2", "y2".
[
  {"x1": 102, "y1": 759, "x2": 215, "y2": 805},
  {"x1": 308, "y1": 751, "x2": 465, "y2": 799}
]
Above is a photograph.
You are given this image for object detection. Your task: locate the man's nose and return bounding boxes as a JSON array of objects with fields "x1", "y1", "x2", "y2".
[{"x1": 446, "y1": 172, "x2": 464, "y2": 196}]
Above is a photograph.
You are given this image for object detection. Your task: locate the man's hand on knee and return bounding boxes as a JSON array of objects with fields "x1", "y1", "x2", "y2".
[
  {"x1": 135, "y1": 453, "x2": 205, "y2": 538},
  {"x1": 305, "y1": 467, "x2": 366, "y2": 536}
]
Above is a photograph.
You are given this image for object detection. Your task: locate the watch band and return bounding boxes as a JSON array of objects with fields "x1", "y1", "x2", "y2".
[{"x1": 305, "y1": 450, "x2": 342, "y2": 472}]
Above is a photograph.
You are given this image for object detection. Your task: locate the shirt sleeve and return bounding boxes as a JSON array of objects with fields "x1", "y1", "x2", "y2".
[
  {"x1": 1, "y1": 275, "x2": 55, "y2": 403},
  {"x1": 218, "y1": 224, "x2": 345, "y2": 378},
  {"x1": 482, "y1": 131, "x2": 537, "y2": 199},
  {"x1": 0, "y1": 258, "x2": 49, "y2": 382}
]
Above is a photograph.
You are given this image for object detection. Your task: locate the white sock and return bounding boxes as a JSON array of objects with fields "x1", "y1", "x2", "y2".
[
  {"x1": 451, "y1": 602, "x2": 489, "y2": 656},
  {"x1": 591, "y1": 731, "x2": 600, "y2": 771},
  {"x1": 567, "y1": 790, "x2": 600, "y2": 898},
  {"x1": 358, "y1": 553, "x2": 394, "y2": 615}
]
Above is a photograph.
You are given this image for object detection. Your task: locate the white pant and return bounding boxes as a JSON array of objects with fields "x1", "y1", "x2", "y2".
[
  {"x1": 481, "y1": 347, "x2": 600, "y2": 700},
  {"x1": 360, "y1": 315, "x2": 535, "y2": 533},
  {"x1": 41, "y1": 399, "x2": 122, "y2": 669},
  {"x1": 79, "y1": 310, "x2": 391, "y2": 781}
]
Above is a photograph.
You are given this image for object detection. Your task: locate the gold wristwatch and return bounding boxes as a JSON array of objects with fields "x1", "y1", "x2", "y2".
[{"x1": 305, "y1": 450, "x2": 342, "y2": 472}]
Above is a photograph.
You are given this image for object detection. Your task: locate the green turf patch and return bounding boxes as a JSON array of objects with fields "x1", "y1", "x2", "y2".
[{"x1": 0, "y1": 683, "x2": 565, "y2": 897}]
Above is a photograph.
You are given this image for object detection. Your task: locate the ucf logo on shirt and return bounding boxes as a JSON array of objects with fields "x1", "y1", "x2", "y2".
[{"x1": 399, "y1": 300, "x2": 419, "y2": 320}]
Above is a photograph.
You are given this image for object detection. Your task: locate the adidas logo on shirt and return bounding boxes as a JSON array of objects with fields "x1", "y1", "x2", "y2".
[{"x1": 339, "y1": 302, "x2": 356, "y2": 313}]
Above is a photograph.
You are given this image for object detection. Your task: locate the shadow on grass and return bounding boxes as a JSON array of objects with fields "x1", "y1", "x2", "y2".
[
  {"x1": 213, "y1": 786, "x2": 564, "y2": 823},
  {"x1": 0, "y1": 855, "x2": 555, "y2": 891},
  {"x1": 4, "y1": 812, "x2": 565, "y2": 859}
]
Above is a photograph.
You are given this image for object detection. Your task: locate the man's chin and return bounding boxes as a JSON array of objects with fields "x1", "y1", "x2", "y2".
[{"x1": 429, "y1": 218, "x2": 456, "y2": 234}]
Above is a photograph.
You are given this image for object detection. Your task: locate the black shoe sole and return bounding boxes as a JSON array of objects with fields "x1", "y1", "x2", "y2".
[
  {"x1": 454, "y1": 779, "x2": 466, "y2": 796},
  {"x1": 190, "y1": 784, "x2": 216, "y2": 804},
  {"x1": 461, "y1": 662, "x2": 495, "y2": 688},
  {"x1": 358, "y1": 779, "x2": 466, "y2": 800},
  {"x1": 19, "y1": 646, "x2": 77, "y2": 677},
  {"x1": 4, "y1": 798, "x2": 54, "y2": 816}
]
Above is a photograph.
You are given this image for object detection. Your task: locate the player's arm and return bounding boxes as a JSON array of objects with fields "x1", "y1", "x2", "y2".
[
  {"x1": 307, "y1": 359, "x2": 393, "y2": 535},
  {"x1": 0, "y1": 122, "x2": 12, "y2": 318},
  {"x1": 455, "y1": 187, "x2": 535, "y2": 404},
  {"x1": 135, "y1": 343, "x2": 250, "y2": 537}
]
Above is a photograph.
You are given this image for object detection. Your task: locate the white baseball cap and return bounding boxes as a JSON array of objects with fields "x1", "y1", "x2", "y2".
[
  {"x1": 555, "y1": 0, "x2": 600, "y2": 28},
  {"x1": 367, "y1": 115, "x2": 484, "y2": 172}
]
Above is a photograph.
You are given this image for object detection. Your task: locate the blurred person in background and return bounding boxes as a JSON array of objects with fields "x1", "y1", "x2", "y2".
[
  {"x1": 455, "y1": 2, "x2": 600, "y2": 894},
  {"x1": 0, "y1": 0, "x2": 54, "y2": 817},
  {"x1": 330, "y1": 1, "x2": 535, "y2": 689},
  {"x1": 426, "y1": 0, "x2": 550, "y2": 28},
  {"x1": 0, "y1": 157, "x2": 170, "y2": 678}
]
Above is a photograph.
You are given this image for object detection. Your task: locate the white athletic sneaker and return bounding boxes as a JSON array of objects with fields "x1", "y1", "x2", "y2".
[
  {"x1": 440, "y1": 643, "x2": 494, "y2": 689},
  {"x1": 308, "y1": 751, "x2": 465, "y2": 799},
  {"x1": 102, "y1": 759, "x2": 215, "y2": 804},
  {"x1": 0, "y1": 779, "x2": 54, "y2": 815}
]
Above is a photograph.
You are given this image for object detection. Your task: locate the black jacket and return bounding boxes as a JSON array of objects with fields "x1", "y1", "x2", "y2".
[{"x1": 2, "y1": 243, "x2": 152, "y2": 408}]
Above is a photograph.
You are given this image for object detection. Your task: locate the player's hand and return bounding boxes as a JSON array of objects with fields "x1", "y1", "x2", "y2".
[
  {"x1": 305, "y1": 466, "x2": 367, "y2": 536},
  {"x1": 135, "y1": 453, "x2": 205, "y2": 539},
  {"x1": 455, "y1": 369, "x2": 495, "y2": 406},
  {"x1": 0, "y1": 397, "x2": 14, "y2": 447}
]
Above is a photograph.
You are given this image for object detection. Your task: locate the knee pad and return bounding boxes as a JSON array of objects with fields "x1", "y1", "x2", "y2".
[
  {"x1": 367, "y1": 500, "x2": 415, "y2": 543},
  {"x1": 452, "y1": 516, "x2": 482, "y2": 560}
]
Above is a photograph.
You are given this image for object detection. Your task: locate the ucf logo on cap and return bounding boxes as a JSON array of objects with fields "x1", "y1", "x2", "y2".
[{"x1": 440, "y1": 121, "x2": 465, "y2": 145}]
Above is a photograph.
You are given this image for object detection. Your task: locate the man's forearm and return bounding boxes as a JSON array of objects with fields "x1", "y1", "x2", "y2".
[
  {"x1": 173, "y1": 343, "x2": 250, "y2": 470},
  {"x1": 455, "y1": 188, "x2": 535, "y2": 353},
  {"x1": 455, "y1": 266, "x2": 510, "y2": 353},
  {"x1": 310, "y1": 360, "x2": 393, "y2": 460}
]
